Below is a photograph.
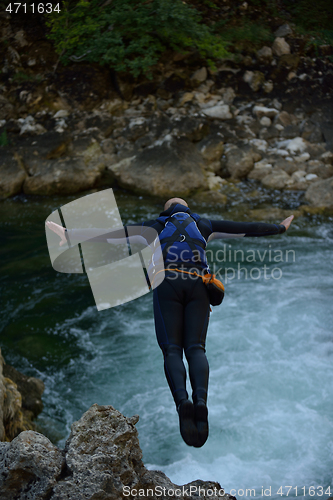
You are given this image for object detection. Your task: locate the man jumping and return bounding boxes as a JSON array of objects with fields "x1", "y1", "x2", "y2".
[{"x1": 47, "y1": 197, "x2": 293, "y2": 448}]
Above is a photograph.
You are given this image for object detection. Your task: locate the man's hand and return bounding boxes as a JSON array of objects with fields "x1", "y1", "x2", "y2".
[
  {"x1": 280, "y1": 215, "x2": 294, "y2": 231},
  {"x1": 46, "y1": 221, "x2": 67, "y2": 246}
]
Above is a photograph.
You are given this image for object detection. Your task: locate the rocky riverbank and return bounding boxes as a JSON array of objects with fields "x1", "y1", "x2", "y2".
[
  {"x1": 0, "y1": 349, "x2": 44, "y2": 442},
  {"x1": 1, "y1": 14, "x2": 333, "y2": 211},
  {"x1": 0, "y1": 402, "x2": 236, "y2": 500}
]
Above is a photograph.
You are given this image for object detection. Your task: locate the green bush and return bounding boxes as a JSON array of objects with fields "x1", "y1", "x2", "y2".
[
  {"x1": 213, "y1": 18, "x2": 273, "y2": 52},
  {"x1": 45, "y1": 0, "x2": 229, "y2": 78}
]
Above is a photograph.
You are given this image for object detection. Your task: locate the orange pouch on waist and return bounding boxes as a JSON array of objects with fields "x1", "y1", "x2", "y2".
[{"x1": 202, "y1": 273, "x2": 225, "y2": 306}]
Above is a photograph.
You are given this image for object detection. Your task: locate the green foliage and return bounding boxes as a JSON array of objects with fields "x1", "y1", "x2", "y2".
[
  {"x1": 45, "y1": 0, "x2": 229, "y2": 78},
  {"x1": 214, "y1": 18, "x2": 273, "y2": 52},
  {"x1": 0, "y1": 129, "x2": 8, "y2": 147}
]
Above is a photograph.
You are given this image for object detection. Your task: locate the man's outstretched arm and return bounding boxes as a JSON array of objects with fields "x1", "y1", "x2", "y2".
[{"x1": 206, "y1": 215, "x2": 294, "y2": 241}]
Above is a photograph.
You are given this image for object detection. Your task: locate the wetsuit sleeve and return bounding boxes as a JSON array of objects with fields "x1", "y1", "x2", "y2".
[
  {"x1": 207, "y1": 220, "x2": 286, "y2": 241},
  {"x1": 65, "y1": 219, "x2": 160, "y2": 244}
]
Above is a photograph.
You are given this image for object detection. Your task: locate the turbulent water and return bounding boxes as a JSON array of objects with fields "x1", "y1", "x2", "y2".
[{"x1": 1, "y1": 189, "x2": 332, "y2": 500}]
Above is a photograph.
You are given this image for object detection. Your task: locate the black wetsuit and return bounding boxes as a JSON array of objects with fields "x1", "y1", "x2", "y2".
[
  {"x1": 129, "y1": 203, "x2": 286, "y2": 408},
  {"x1": 67, "y1": 203, "x2": 286, "y2": 408}
]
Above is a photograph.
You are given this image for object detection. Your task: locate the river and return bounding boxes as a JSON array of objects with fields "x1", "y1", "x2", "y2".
[{"x1": 1, "y1": 188, "x2": 332, "y2": 500}]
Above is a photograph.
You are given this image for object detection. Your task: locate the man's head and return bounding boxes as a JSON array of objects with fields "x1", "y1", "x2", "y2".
[{"x1": 164, "y1": 198, "x2": 188, "y2": 211}]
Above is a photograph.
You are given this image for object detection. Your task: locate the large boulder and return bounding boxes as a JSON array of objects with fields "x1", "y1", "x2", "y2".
[
  {"x1": 2, "y1": 364, "x2": 44, "y2": 418},
  {"x1": 225, "y1": 144, "x2": 261, "y2": 179},
  {"x1": 305, "y1": 176, "x2": 333, "y2": 208},
  {"x1": 50, "y1": 404, "x2": 144, "y2": 499},
  {"x1": 197, "y1": 133, "x2": 224, "y2": 172},
  {"x1": 0, "y1": 350, "x2": 45, "y2": 442},
  {"x1": 0, "y1": 403, "x2": 234, "y2": 500},
  {"x1": 0, "y1": 431, "x2": 65, "y2": 500},
  {"x1": 108, "y1": 136, "x2": 208, "y2": 197},
  {"x1": 261, "y1": 169, "x2": 291, "y2": 189},
  {"x1": 0, "y1": 152, "x2": 27, "y2": 199},
  {"x1": 22, "y1": 157, "x2": 106, "y2": 196}
]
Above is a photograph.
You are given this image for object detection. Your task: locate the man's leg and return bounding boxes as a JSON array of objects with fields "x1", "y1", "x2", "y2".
[
  {"x1": 153, "y1": 275, "x2": 199, "y2": 446},
  {"x1": 183, "y1": 277, "x2": 210, "y2": 405},
  {"x1": 183, "y1": 276, "x2": 211, "y2": 447},
  {"x1": 153, "y1": 276, "x2": 188, "y2": 407}
]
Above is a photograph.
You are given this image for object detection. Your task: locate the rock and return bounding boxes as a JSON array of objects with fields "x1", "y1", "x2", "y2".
[
  {"x1": 220, "y1": 87, "x2": 236, "y2": 104},
  {"x1": 281, "y1": 124, "x2": 299, "y2": 139},
  {"x1": 305, "y1": 173, "x2": 318, "y2": 181},
  {"x1": 274, "y1": 158, "x2": 300, "y2": 176},
  {"x1": 295, "y1": 153, "x2": 310, "y2": 163},
  {"x1": 259, "y1": 126, "x2": 279, "y2": 141},
  {"x1": 225, "y1": 144, "x2": 261, "y2": 179},
  {"x1": 321, "y1": 151, "x2": 333, "y2": 165},
  {"x1": 248, "y1": 161, "x2": 273, "y2": 180},
  {"x1": 261, "y1": 168, "x2": 291, "y2": 189},
  {"x1": 253, "y1": 106, "x2": 279, "y2": 119},
  {"x1": 108, "y1": 136, "x2": 208, "y2": 197},
  {"x1": 306, "y1": 160, "x2": 333, "y2": 179},
  {"x1": 303, "y1": 123, "x2": 324, "y2": 143},
  {"x1": 0, "y1": 96, "x2": 14, "y2": 120},
  {"x1": 1, "y1": 402, "x2": 234, "y2": 499},
  {"x1": 305, "y1": 176, "x2": 333, "y2": 207},
  {"x1": 0, "y1": 350, "x2": 45, "y2": 442},
  {"x1": 0, "y1": 152, "x2": 27, "y2": 199},
  {"x1": 191, "y1": 67, "x2": 207, "y2": 84},
  {"x1": 277, "y1": 54, "x2": 300, "y2": 71},
  {"x1": 305, "y1": 143, "x2": 327, "y2": 158},
  {"x1": 50, "y1": 404, "x2": 143, "y2": 499},
  {"x1": 263, "y1": 80, "x2": 274, "y2": 93},
  {"x1": 272, "y1": 37, "x2": 290, "y2": 57},
  {"x1": 178, "y1": 92, "x2": 194, "y2": 107},
  {"x1": 202, "y1": 104, "x2": 232, "y2": 120},
  {"x1": 0, "y1": 431, "x2": 65, "y2": 499},
  {"x1": 122, "y1": 117, "x2": 149, "y2": 142},
  {"x1": 23, "y1": 157, "x2": 105, "y2": 195},
  {"x1": 2, "y1": 364, "x2": 44, "y2": 418},
  {"x1": 172, "y1": 116, "x2": 210, "y2": 142},
  {"x1": 260, "y1": 116, "x2": 271, "y2": 127},
  {"x1": 18, "y1": 116, "x2": 47, "y2": 135},
  {"x1": 100, "y1": 138, "x2": 116, "y2": 155},
  {"x1": 271, "y1": 99, "x2": 282, "y2": 111},
  {"x1": 274, "y1": 24, "x2": 293, "y2": 37},
  {"x1": 275, "y1": 111, "x2": 294, "y2": 127},
  {"x1": 243, "y1": 71, "x2": 265, "y2": 92},
  {"x1": 206, "y1": 172, "x2": 224, "y2": 190},
  {"x1": 277, "y1": 137, "x2": 308, "y2": 155},
  {"x1": 197, "y1": 134, "x2": 224, "y2": 165},
  {"x1": 14, "y1": 30, "x2": 29, "y2": 48},
  {"x1": 53, "y1": 110, "x2": 69, "y2": 119},
  {"x1": 256, "y1": 46, "x2": 273, "y2": 63}
]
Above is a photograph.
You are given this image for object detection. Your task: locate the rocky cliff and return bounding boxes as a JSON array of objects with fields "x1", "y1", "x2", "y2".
[
  {"x1": 0, "y1": 348, "x2": 44, "y2": 442},
  {"x1": 0, "y1": 403, "x2": 236, "y2": 500},
  {"x1": 1, "y1": 9, "x2": 333, "y2": 211}
]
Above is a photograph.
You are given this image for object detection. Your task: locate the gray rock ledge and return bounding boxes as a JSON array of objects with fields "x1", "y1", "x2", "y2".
[{"x1": 0, "y1": 403, "x2": 236, "y2": 500}]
